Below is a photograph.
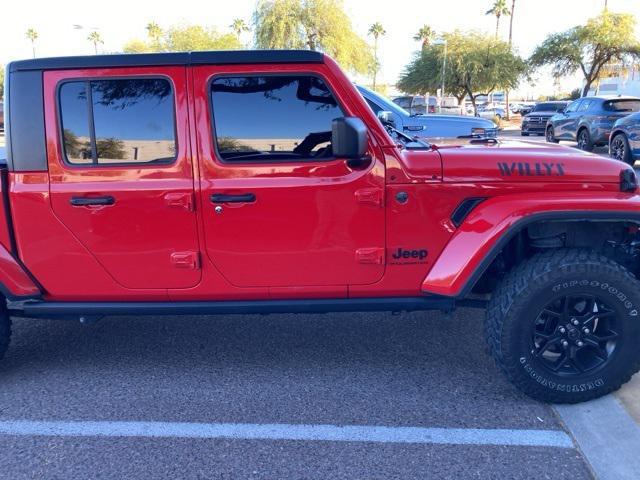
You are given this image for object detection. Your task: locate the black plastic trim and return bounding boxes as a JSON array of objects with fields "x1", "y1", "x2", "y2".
[
  {"x1": 13, "y1": 296, "x2": 455, "y2": 318},
  {"x1": 454, "y1": 211, "x2": 640, "y2": 299},
  {"x1": 9, "y1": 50, "x2": 324, "y2": 73},
  {"x1": 450, "y1": 197, "x2": 486, "y2": 227},
  {"x1": 5, "y1": 70, "x2": 48, "y2": 172},
  {"x1": 620, "y1": 169, "x2": 637, "y2": 192}
]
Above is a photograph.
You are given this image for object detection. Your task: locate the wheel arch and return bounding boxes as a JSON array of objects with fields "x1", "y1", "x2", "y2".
[{"x1": 421, "y1": 196, "x2": 640, "y2": 298}]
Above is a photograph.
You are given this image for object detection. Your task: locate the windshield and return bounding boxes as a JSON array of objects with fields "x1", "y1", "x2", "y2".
[
  {"x1": 356, "y1": 85, "x2": 409, "y2": 117},
  {"x1": 603, "y1": 100, "x2": 640, "y2": 113},
  {"x1": 533, "y1": 102, "x2": 566, "y2": 112}
]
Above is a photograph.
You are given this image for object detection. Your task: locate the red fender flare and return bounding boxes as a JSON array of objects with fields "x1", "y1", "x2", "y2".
[
  {"x1": 421, "y1": 191, "x2": 640, "y2": 297},
  {"x1": 0, "y1": 244, "x2": 41, "y2": 299}
]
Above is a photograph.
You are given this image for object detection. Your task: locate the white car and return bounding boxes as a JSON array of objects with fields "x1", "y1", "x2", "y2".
[{"x1": 477, "y1": 107, "x2": 506, "y2": 120}]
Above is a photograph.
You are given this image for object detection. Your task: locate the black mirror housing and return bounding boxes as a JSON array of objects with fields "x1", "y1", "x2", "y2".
[{"x1": 332, "y1": 117, "x2": 367, "y2": 158}]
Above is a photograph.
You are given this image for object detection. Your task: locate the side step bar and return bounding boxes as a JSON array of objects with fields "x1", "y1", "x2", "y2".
[{"x1": 7, "y1": 296, "x2": 485, "y2": 319}]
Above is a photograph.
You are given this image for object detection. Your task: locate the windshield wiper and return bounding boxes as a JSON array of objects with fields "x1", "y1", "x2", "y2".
[{"x1": 385, "y1": 125, "x2": 430, "y2": 148}]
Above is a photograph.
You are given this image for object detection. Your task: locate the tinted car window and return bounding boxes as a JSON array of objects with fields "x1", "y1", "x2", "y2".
[
  {"x1": 533, "y1": 102, "x2": 566, "y2": 112},
  {"x1": 393, "y1": 97, "x2": 412, "y2": 109},
  {"x1": 365, "y1": 98, "x2": 382, "y2": 114},
  {"x1": 210, "y1": 75, "x2": 344, "y2": 162},
  {"x1": 603, "y1": 100, "x2": 640, "y2": 113},
  {"x1": 565, "y1": 100, "x2": 581, "y2": 113},
  {"x1": 59, "y1": 78, "x2": 176, "y2": 165},
  {"x1": 578, "y1": 100, "x2": 593, "y2": 111}
]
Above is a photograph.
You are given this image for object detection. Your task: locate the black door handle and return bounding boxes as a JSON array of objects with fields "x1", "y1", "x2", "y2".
[
  {"x1": 70, "y1": 196, "x2": 115, "y2": 206},
  {"x1": 210, "y1": 193, "x2": 256, "y2": 203}
]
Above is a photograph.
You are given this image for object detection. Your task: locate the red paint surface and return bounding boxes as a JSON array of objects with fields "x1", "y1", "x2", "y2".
[{"x1": 2, "y1": 55, "x2": 637, "y2": 301}]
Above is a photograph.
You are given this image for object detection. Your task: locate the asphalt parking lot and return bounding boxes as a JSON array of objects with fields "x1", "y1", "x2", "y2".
[
  {"x1": 1, "y1": 130, "x2": 638, "y2": 479},
  {"x1": 0, "y1": 310, "x2": 593, "y2": 479}
]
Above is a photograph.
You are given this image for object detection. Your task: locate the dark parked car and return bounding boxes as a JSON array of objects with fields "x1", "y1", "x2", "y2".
[
  {"x1": 521, "y1": 101, "x2": 569, "y2": 136},
  {"x1": 0, "y1": 101, "x2": 4, "y2": 130},
  {"x1": 546, "y1": 95, "x2": 640, "y2": 151},
  {"x1": 358, "y1": 85, "x2": 497, "y2": 139},
  {"x1": 392, "y1": 95, "x2": 437, "y2": 115},
  {"x1": 609, "y1": 111, "x2": 640, "y2": 166}
]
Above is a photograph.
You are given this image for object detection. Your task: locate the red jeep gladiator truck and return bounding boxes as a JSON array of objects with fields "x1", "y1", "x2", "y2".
[{"x1": 2, "y1": 50, "x2": 640, "y2": 403}]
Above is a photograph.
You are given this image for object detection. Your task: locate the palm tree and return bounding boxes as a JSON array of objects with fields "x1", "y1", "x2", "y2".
[
  {"x1": 146, "y1": 22, "x2": 163, "y2": 50},
  {"x1": 87, "y1": 31, "x2": 104, "y2": 55},
  {"x1": 413, "y1": 24, "x2": 434, "y2": 48},
  {"x1": 368, "y1": 22, "x2": 386, "y2": 89},
  {"x1": 505, "y1": 0, "x2": 516, "y2": 120},
  {"x1": 230, "y1": 18, "x2": 249, "y2": 41},
  {"x1": 25, "y1": 28, "x2": 38, "y2": 58},
  {"x1": 485, "y1": 0, "x2": 510, "y2": 39}
]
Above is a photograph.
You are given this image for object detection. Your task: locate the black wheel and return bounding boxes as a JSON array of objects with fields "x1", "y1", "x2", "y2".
[
  {"x1": 546, "y1": 126, "x2": 559, "y2": 143},
  {"x1": 485, "y1": 249, "x2": 640, "y2": 403},
  {"x1": 577, "y1": 128, "x2": 593, "y2": 152},
  {"x1": 610, "y1": 133, "x2": 633, "y2": 166},
  {"x1": 0, "y1": 303, "x2": 10, "y2": 361}
]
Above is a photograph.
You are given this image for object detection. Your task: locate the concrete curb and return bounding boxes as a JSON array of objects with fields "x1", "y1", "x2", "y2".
[{"x1": 554, "y1": 394, "x2": 640, "y2": 480}]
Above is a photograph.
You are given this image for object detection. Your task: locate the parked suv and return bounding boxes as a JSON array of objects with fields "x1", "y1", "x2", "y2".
[
  {"x1": 609, "y1": 111, "x2": 640, "y2": 166},
  {"x1": 546, "y1": 96, "x2": 640, "y2": 151},
  {"x1": 358, "y1": 85, "x2": 497, "y2": 139},
  {"x1": 521, "y1": 101, "x2": 569, "y2": 136},
  {"x1": 2, "y1": 51, "x2": 640, "y2": 404},
  {"x1": 0, "y1": 101, "x2": 4, "y2": 130},
  {"x1": 392, "y1": 95, "x2": 437, "y2": 115}
]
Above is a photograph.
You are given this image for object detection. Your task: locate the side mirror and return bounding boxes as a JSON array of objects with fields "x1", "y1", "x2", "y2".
[
  {"x1": 332, "y1": 117, "x2": 368, "y2": 159},
  {"x1": 558, "y1": 108, "x2": 566, "y2": 114},
  {"x1": 376, "y1": 110, "x2": 396, "y2": 128}
]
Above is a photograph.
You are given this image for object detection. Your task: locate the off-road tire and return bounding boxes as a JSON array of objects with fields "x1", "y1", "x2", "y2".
[
  {"x1": 485, "y1": 249, "x2": 640, "y2": 403},
  {"x1": 0, "y1": 303, "x2": 10, "y2": 361}
]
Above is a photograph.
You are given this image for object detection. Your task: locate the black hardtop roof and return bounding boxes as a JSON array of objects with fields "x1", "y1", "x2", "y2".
[{"x1": 9, "y1": 50, "x2": 325, "y2": 72}]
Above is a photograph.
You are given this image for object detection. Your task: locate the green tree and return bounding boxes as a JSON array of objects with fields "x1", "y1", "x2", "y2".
[
  {"x1": 25, "y1": 28, "x2": 38, "y2": 58},
  {"x1": 231, "y1": 18, "x2": 250, "y2": 41},
  {"x1": 146, "y1": 22, "x2": 163, "y2": 50},
  {"x1": 368, "y1": 22, "x2": 385, "y2": 89},
  {"x1": 87, "y1": 31, "x2": 103, "y2": 55},
  {"x1": 530, "y1": 12, "x2": 640, "y2": 97},
  {"x1": 254, "y1": 0, "x2": 374, "y2": 74},
  {"x1": 96, "y1": 138, "x2": 126, "y2": 160},
  {"x1": 0, "y1": 69, "x2": 4, "y2": 99},
  {"x1": 124, "y1": 24, "x2": 242, "y2": 53},
  {"x1": 414, "y1": 24, "x2": 435, "y2": 48},
  {"x1": 398, "y1": 31, "x2": 527, "y2": 115},
  {"x1": 485, "y1": 0, "x2": 510, "y2": 39}
]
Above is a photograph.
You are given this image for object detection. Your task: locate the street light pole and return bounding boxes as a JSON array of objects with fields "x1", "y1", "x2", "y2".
[
  {"x1": 433, "y1": 38, "x2": 448, "y2": 113},
  {"x1": 441, "y1": 40, "x2": 447, "y2": 113}
]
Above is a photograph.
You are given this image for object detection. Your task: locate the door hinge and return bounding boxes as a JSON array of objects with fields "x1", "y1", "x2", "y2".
[
  {"x1": 171, "y1": 251, "x2": 200, "y2": 270},
  {"x1": 164, "y1": 192, "x2": 194, "y2": 212},
  {"x1": 356, "y1": 247, "x2": 385, "y2": 265},
  {"x1": 355, "y1": 188, "x2": 384, "y2": 207}
]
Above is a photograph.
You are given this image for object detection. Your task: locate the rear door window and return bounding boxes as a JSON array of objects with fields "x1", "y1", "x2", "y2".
[
  {"x1": 59, "y1": 78, "x2": 176, "y2": 165},
  {"x1": 210, "y1": 75, "x2": 344, "y2": 162}
]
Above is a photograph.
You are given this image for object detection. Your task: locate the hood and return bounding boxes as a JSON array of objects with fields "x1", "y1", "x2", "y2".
[
  {"x1": 524, "y1": 111, "x2": 558, "y2": 118},
  {"x1": 400, "y1": 139, "x2": 633, "y2": 186}
]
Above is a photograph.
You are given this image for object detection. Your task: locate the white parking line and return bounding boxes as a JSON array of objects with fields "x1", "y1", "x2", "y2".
[{"x1": 0, "y1": 420, "x2": 574, "y2": 448}]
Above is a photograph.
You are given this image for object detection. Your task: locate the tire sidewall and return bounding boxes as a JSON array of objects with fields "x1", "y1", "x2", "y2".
[{"x1": 500, "y1": 261, "x2": 640, "y2": 400}]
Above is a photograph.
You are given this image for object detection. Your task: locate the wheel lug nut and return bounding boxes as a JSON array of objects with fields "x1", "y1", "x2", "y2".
[
  {"x1": 559, "y1": 327, "x2": 566, "y2": 334},
  {"x1": 583, "y1": 328, "x2": 590, "y2": 334},
  {"x1": 576, "y1": 341, "x2": 584, "y2": 347},
  {"x1": 572, "y1": 318, "x2": 579, "y2": 326},
  {"x1": 561, "y1": 340, "x2": 569, "y2": 348}
]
